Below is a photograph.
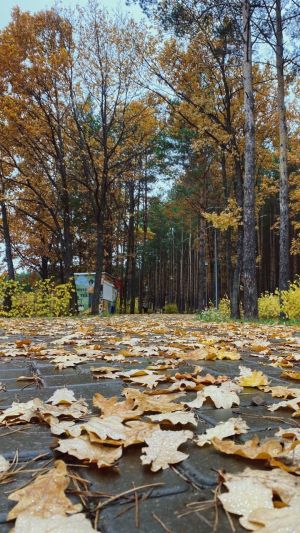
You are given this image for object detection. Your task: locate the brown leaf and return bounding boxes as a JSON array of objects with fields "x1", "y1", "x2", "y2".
[
  {"x1": 82, "y1": 416, "x2": 127, "y2": 442},
  {"x1": 148, "y1": 411, "x2": 197, "y2": 427},
  {"x1": 212, "y1": 436, "x2": 284, "y2": 461},
  {"x1": 56, "y1": 435, "x2": 122, "y2": 468},
  {"x1": 8, "y1": 460, "x2": 81, "y2": 521},
  {"x1": 123, "y1": 420, "x2": 159, "y2": 447},
  {"x1": 124, "y1": 388, "x2": 185, "y2": 413},
  {"x1": 93, "y1": 393, "x2": 143, "y2": 420}
]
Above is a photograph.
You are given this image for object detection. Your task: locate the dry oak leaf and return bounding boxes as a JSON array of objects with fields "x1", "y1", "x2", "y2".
[
  {"x1": 244, "y1": 499, "x2": 300, "y2": 532},
  {"x1": 12, "y1": 512, "x2": 96, "y2": 532},
  {"x1": 7, "y1": 460, "x2": 81, "y2": 521},
  {"x1": 186, "y1": 381, "x2": 241, "y2": 409},
  {"x1": 93, "y1": 393, "x2": 143, "y2": 420},
  {"x1": 123, "y1": 388, "x2": 185, "y2": 413},
  {"x1": 281, "y1": 369, "x2": 300, "y2": 381},
  {"x1": 0, "y1": 398, "x2": 43, "y2": 424},
  {"x1": 141, "y1": 429, "x2": 193, "y2": 471},
  {"x1": 0, "y1": 455, "x2": 9, "y2": 473},
  {"x1": 195, "y1": 417, "x2": 249, "y2": 447},
  {"x1": 82, "y1": 416, "x2": 127, "y2": 442},
  {"x1": 51, "y1": 354, "x2": 92, "y2": 369},
  {"x1": 123, "y1": 420, "x2": 159, "y2": 447},
  {"x1": 219, "y1": 467, "x2": 300, "y2": 531},
  {"x1": 49, "y1": 417, "x2": 82, "y2": 437},
  {"x1": 263, "y1": 385, "x2": 300, "y2": 399},
  {"x1": 90, "y1": 366, "x2": 121, "y2": 380},
  {"x1": 212, "y1": 436, "x2": 283, "y2": 461},
  {"x1": 125, "y1": 373, "x2": 167, "y2": 389},
  {"x1": 39, "y1": 399, "x2": 89, "y2": 421},
  {"x1": 57, "y1": 435, "x2": 122, "y2": 468},
  {"x1": 268, "y1": 396, "x2": 300, "y2": 413},
  {"x1": 148, "y1": 411, "x2": 197, "y2": 427},
  {"x1": 237, "y1": 366, "x2": 269, "y2": 387},
  {"x1": 275, "y1": 427, "x2": 300, "y2": 440},
  {"x1": 47, "y1": 388, "x2": 77, "y2": 405}
]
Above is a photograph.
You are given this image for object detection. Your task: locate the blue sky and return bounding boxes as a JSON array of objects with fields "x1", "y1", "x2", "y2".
[{"x1": 1, "y1": 0, "x2": 143, "y2": 27}]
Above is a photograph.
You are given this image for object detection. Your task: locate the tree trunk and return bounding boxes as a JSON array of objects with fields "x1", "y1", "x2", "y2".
[
  {"x1": 198, "y1": 215, "x2": 206, "y2": 310},
  {"x1": 242, "y1": 0, "x2": 258, "y2": 319},
  {"x1": 127, "y1": 181, "x2": 136, "y2": 314},
  {"x1": 1, "y1": 200, "x2": 15, "y2": 280},
  {"x1": 230, "y1": 158, "x2": 243, "y2": 317},
  {"x1": 276, "y1": 0, "x2": 290, "y2": 293},
  {"x1": 91, "y1": 213, "x2": 105, "y2": 315}
]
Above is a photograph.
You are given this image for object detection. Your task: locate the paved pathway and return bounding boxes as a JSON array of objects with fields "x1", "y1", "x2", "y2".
[{"x1": 0, "y1": 315, "x2": 299, "y2": 532}]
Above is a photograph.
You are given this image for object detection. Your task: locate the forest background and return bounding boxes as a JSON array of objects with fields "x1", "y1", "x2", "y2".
[{"x1": 0, "y1": 0, "x2": 299, "y2": 319}]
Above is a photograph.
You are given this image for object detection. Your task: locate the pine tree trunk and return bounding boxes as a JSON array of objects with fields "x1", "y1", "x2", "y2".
[
  {"x1": 231, "y1": 158, "x2": 243, "y2": 318},
  {"x1": 91, "y1": 213, "x2": 105, "y2": 315},
  {"x1": 276, "y1": 0, "x2": 290, "y2": 293},
  {"x1": 1, "y1": 200, "x2": 15, "y2": 281},
  {"x1": 242, "y1": 0, "x2": 258, "y2": 319}
]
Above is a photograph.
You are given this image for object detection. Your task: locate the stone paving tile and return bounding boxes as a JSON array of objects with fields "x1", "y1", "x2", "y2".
[{"x1": 99, "y1": 487, "x2": 240, "y2": 533}]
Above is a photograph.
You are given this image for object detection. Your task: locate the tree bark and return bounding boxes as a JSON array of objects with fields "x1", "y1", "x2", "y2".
[
  {"x1": 276, "y1": 0, "x2": 290, "y2": 293},
  {"x1": 242, "y1": 0, "x2": 258, "y2": 319},
  {"x1": 91, "y1": 213, "x2": 105, "y2": 315},
  {"x1": 1, "y1": 200, "x2": 15, "y2": 280}
]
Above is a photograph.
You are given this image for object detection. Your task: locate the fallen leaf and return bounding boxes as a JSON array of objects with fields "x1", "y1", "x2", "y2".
[
  {"x1": 263, "y1": 385, "x2": 300, "y2": 399},
  {"x1": 47, "y1": 388, "x2": 77, "y2": 405},
  {"x1": 49, "y1": 417, "x2": 82, "y2": 437},
  {"x1": 141, "y1": 429, "x2": 193, "y2": 471},
  {"x1": 123, "y1": 420, "x2": 158, "y2": 447},
  {"x1": 238, "y1": 365, "x2": 269, "y2": 387},
  {"x1": 0, "y1": 398, "x2": 43, "y2": 424},
  {"x1": 219, "y1": 468, "x2": 300, "y2": 531},
  {"x1": 13, "y1": 513, "x2": 96, "y2": 532},
  {"x1": 244, "y1": 499, "x2": 300, "y2": 531},
  {"x1": 93, "y1": 393, "x2": 143, "y2": 420},
  {"x1": 195, "y1": 417, "x2": 249, "y2": 447},
  {"x1": 8, "y1": 460, "x2": 81, "y2": 520},
  {"x1": 281, "y1": 370, "x2": 300, "y2": 380},
  {"x1": 124, "y1": 388, "x2": 185, "y2": 413},
  {"x1": 148, "y1": 411, "x2": 197, "y2": 427},
  {"x1": 82, "y1": 416, "x2": 126, "y2": 442},
  {"x1": 186, "y1": 381, "x2": 241, "y2": 409},
  {"x1": 212, "y1": 436, "x2": 283, "y2": 461},
  {"x1": 0, "y1": 455, "x2": 9, "y2": 473},
  {"x1": 56, "y1": 435, "x2": 122, "y2": 468}
]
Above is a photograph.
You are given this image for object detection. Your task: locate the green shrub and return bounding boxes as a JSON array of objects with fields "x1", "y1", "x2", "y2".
[{"x1": 164, "y1": 303, "x2": 178, "y2": 313}]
